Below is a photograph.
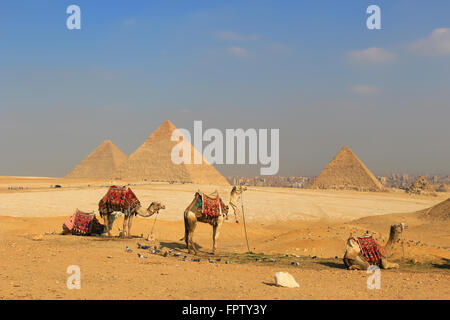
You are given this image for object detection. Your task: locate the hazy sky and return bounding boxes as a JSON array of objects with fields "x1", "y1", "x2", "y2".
[{"x1": 0, "y1": 1, "x2": 449, "y2": 177}]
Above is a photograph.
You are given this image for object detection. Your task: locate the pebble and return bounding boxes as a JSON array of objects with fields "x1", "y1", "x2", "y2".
[{"x1": 225, "y1": 261, "x2": 230, "y2": 264}]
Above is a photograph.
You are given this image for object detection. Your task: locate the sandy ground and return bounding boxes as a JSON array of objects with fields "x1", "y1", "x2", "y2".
[{"x1": 0, "y1": 177, "x2": 449, "y2": 300}]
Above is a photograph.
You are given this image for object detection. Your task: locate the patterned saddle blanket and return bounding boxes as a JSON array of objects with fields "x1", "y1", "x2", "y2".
[
  {"x1": 195, "y1": 192, "x2": 229, "y2": 218},
  {"x1": 63, "y1": 209, "x2": 105, "y2": 235},
  {"x1": 99, "y1": 185, "x2": 141, "y2": 216},
  {"x1": 357, "y1": 235, "x2": 386, "y2": 264}
]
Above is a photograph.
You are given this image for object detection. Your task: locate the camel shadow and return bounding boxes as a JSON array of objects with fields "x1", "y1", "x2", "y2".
[
  {"x1": 432, "y1": 259, "x2": 450, "y2": 269},
  {"x1": 159, "y1": 241, "x2": 204, "y2": 252},
  {"x1": 316, "y1": 261, "x2": 347, "y2": 270}
]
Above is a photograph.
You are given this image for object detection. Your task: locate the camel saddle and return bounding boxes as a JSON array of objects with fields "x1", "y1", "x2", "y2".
[
  {"x1": 99, "y1": 185, "x2": 141, "y2": 216},
  {"x1": 63, "y1": 209, "x2": 105, "y2": 236},
  {"x1": 194, "y1": 191, "x2": 228, "y2": 218},
  {"x1": 356, "y1": 235, "x2": 386, "y2": 264}
]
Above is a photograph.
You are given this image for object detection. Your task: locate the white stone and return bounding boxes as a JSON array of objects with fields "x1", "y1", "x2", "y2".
[{"x1": 274, "y1": 272, "x2": 299, "y2": 288}]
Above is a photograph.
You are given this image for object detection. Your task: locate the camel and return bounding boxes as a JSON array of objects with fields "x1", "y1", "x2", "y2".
[
  {"x1": 183, "y1": 190, "x2": 229, "y2": 255},
  {"x1": 229, "y1": 186, "x2": 247, "y2": 223},
  {"x1": 343, "y1": 223, "x2": 407, "y2": 270},
  {"x1": 98, "y1": 186, "x2": 165, "y2": 238}
]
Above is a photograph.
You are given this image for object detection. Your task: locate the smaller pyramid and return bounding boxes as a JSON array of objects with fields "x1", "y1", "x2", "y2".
[
  {"x1": 310, "y1": 146, "x2": 383, "y2": 192},
  {"x1": 66, "y1": 140, "x2": 127, "y2": 179},
  {"x1": 419, "y1": 198, "x2": 450, "y2": 221},
  {"x1": 407, "y1": 176, "x2": 436, "y2": 196}
]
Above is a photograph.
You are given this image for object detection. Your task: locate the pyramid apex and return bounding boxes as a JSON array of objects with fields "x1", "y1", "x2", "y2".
[{"x1": 160, "y1": 120, "x2": 176, "y2": 128}]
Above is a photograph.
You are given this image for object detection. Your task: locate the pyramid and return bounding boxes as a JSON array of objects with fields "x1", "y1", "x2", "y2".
[
  {"x1": 310, "y1": 146, "x2": 383, "y2": 192},
  {"x1": 419, "y1": 198, "x2": 450, "y2": 221},
  {"x1": 66, "y1": 140, "x2": 127, "y2": 179},
  {"x1": 117, "y1": 120, "x2": 229, "y2": 185},
  {"x1": 407, "y1": 176, "x2": 436, "y2": 196}
]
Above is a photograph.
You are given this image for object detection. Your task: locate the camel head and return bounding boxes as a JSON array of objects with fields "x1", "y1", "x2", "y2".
[
  {"x1": 345, "y1": 237, "x2": 361, "y2": 259},
  {"x1": 385, "y1": 222, "x2": 408, "y2": 257},
  {"x1": 136, "y1": 202, "x2": 166, "y2": 217},
  {"x1": 233, "y1": 185, "x2": 247, "y2": 193},
  {"x1": 390, "y1": 222, "x2": 408, "y2": 240},
  {"x1": 147, "y1": 202, "x2": 166, "y2": 215}
]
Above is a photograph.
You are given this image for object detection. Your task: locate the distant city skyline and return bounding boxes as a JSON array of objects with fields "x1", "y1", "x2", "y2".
[{"x1": 1, "y1": 1, "x2": 449, "y2": 177}]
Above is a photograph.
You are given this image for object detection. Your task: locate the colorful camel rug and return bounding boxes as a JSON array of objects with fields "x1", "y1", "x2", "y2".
[
  {"x1": 201, "y1": 193, "x2": 228, "y2": 217},
  {"x1": 64, "y1": 210, "x2": 94, "y2": 235},
  {"x1": 99, "y1": 185, "x2": 141, "y2": 216},
  {"x1": 357, "y1": 235, "x2": 386, "y2": 264}
]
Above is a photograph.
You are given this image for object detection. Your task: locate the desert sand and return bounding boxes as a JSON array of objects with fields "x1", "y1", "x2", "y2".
[{"x1": 0, "y1": 177, "x2": 449, "y2": 300}]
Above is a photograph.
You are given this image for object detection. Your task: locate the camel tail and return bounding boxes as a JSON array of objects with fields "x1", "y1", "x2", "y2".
[{"x1": 180, "y1": 210, "x2": 189, "y2": 242}]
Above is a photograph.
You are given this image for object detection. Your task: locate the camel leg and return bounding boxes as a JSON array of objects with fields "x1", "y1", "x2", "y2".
[
  {"x1": 127, "y1": 215, "x2": 134, "y2": 239},
  {"x1": 103, "y1": 215, "x2": 111, "y2": 237},
  {"x1": 212, "y1": 217, "x2": 223, "y2": 254},
  {"x1": 122, "y1": 216, "x2": 128, "y2": 238},
  {"x1": 380, "y1": 258, "x2": 399, "y2": 269},
  {"x1": 187, "y1": 218, "x2": 197, "y2": 255},
  {"x1": 229, "y1": 203, "x2": 240, "y2": 222},
  {"x1": 345, "y1": 255, "x2": 370, "y2": 270}
]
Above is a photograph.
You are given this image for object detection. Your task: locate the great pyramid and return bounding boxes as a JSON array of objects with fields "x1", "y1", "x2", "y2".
[
  {"x1": 310, "y1": 146, "x2": 384, "y2": 192},
  {"x1": 117, "y1": 120, "x2": 229, "y2": 185},
  {"x1": 66, "y1": 140, "x2": 127, "y2": 179}
]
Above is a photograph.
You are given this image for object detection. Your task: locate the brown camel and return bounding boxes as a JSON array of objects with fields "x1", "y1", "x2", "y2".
[
  {"x1": 343, "y1": 223, "x2": 407, "y2": 270},
  {"x1": 182, "y1": 191, "x2": 229, "y2": 254},
  {"x1": 98, "y1": 186, "x2": 165, "y2": 238}
]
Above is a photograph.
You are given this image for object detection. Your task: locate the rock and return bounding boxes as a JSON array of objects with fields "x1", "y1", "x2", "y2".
[
  {"x1": 163, "y1": 252, "x2": 168, "y2": 257},
  {"x1": 225, "y1": 260, "x2": 230, "y2": 264},
  {"x1": 173, "y1": 253, "x2": 181, "y2": 257},
  {"x1": 274, "y1": 272, "x2": 299, "y2": 288},
  {"x1": 269, "y1": 258, "x2": 276, "y2": 262},
  {"x1": 137, "y1": 253, "x2": 146, "y2": 259},
  {"x1": 208, "y1": 259, "x2": 214, "y2": 263},
  {"x1": 32, "y1": 234, "x2": 43, "y2": 241},
  {"x1": 125, "y1": 246, "x2": 132, "y2": 253}
]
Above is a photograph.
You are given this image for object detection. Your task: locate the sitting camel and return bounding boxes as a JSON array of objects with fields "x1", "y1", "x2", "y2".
[
  {"x1": 182, "y1": 190, "x2": 229, "y2": 254},
  {"x1": 229, "y1": 186, "x2": 247, "y2": 223},
  {"x1": 343, "y1": 223, "x2": 407, "y2": 270},
  {"x1": 98, "y1": 186, "x2": 165, "y2": 238}
]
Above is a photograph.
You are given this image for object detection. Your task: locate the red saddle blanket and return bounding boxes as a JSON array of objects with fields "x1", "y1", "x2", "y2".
[
  {"x1": 357, "y1": 235, "x2": 386, "y2": 263},
  {"x1": 64, "y1": 210, "x2": 93, "y2": 235},
  {"x1": 201, "y1": 193, "x2": 228, "y2": 217},
  {"x1": 99, "y1": 186, "x2": 140, "y2": 216}
]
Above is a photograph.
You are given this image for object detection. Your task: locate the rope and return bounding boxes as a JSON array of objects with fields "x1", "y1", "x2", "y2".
[
  {"x1": 147, "y1": 208, "x2": 159, "y2": 240},
  {"x1": 241, "y1": 192, "x2": 251, "y2": 253}
]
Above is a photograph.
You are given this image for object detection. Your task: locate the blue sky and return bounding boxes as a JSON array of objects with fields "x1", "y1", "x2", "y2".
[{"x1": 0, "y1": 1, "x2": 449, "y2": 177}]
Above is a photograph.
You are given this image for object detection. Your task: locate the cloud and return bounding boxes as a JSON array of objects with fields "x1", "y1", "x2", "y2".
[
  {"x1": 215, "y1": 31, "x2": 261, "y2": 41},
  {"x1": 351, "y1": 85, "x2": 380, "y2": 95},
  {"x1": 227, "y1": 47, "x2": 249, "y2": 57},
  {"x1": 410, "y1": 28, "x2": 450, "y2": 56},
  {"x1": 348, "y1": 47, "x2": 396, "y2": 64}
]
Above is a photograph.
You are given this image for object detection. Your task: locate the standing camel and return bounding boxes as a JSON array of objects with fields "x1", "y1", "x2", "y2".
[
  {"x1": 183, "y1": 191, "x2": 229, "y2": 254},
  {"x1": 98, "y1": 186, "x2": 165, "y2": 238},
  {"x1": 229, "y1": 186, "x2": 247, "y2": 223},
  {"x1": 343, "y1": 223, "x2": 408, "y2": 270}
]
